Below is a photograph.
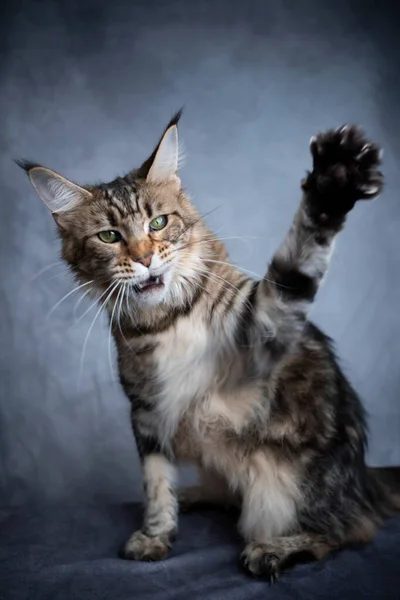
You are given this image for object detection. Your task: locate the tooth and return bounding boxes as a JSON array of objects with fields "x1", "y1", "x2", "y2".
[{"x1": 155, "y1": 277, "x2": 160, "y2": 284}]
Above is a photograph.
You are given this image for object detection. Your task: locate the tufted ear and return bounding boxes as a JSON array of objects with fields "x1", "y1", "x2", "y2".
[
  {"x1": 17, "y1": 161, "x2": 92, "y2": 213},
  {"x1": 136, "y1": 109, "x2": 183, "y2": 185}
]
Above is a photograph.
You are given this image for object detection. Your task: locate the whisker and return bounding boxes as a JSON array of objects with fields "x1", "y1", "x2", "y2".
[
  {"x1": 45, "y1": 270, "x2": 74, "y2": 283},
  {"x1": 119, "y1": 283, "x2": 126, "y2": 323},
  {"x1": 78, "y1": 280, "x2": 120, "y2": 390},
  {"x1": 117, "y1": 284, "x2": 138, "y2": 352},
  {"x1": 188, "y1": 266, "x2": 256, "y2": 319},
  {"x1": 206, "y1": 258, "x2": 291, "y2": 290},
  {"x1": 72, "y1": 281, "x2": 115, "y2": 326},
  {"x1": 170, "y1": 206, "x2": 223, "y2": 245},
  {"x1": 200, "y1": 257, "x2": 281, "y2": 286},
  {"x1": 72, "y1": 285, "x2": 95, "y2": 320},
  {"x1": 119, "y1": 284, "x2": 129, "y2": 336},
  {"x1": 200, "y1": 235, "x2": 273, "y2": 242},
  {"x1": 26, "y1": 261, "x2": 65, "y2": 285},
  {"x1": 46, "y1": 280, "x2": 94, "y2": 321},
  {"x1": 177, "y1": 249, "x2": 290, "y2": 291},
  {"x1": 125, "y1": 282, "x2": 131, "y2": 314},
  {"x1": 174, "y1": 235, "x2": 274, "y2": 257},
  {"x1": 108, "y1": 283, "x2": 122, "y2": 382},
  {"x1": 177, "y1": 270, "x2": 210, "y2": 300}
]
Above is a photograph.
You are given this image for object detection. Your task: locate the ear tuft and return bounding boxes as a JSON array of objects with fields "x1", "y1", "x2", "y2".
[
  {"x1": 15, "y1": 159, "x2": 42, "y2": 173},
  {"x1": 147, "y1": 124, "x2": 179, "y2": 184},
  {"x1": 18, "y1": 161, "x2": 92, "y2": 213},
  {"x1": 167, "y1": 108, "x2": 183, "y2": 129},
  {"x1": 134, "y1": 108, "x2": 184, "y2": 184}
]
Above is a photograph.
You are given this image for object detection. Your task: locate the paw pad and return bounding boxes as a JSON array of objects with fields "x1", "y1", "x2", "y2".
[{"x1": 304, "y1": 124, "x2": 383, "y2": 215}]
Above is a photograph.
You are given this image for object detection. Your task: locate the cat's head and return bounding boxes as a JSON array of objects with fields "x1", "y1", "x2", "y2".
[{"x1": 19, "y1": 111, "x2": 211, "y2": 311}]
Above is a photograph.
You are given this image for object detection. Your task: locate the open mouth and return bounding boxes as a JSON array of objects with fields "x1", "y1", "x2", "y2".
[{"x1": 133, "y1": 275, "x2": 165, "y2": 294}]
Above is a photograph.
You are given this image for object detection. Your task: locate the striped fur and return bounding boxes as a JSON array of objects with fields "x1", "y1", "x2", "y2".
[{"x1": 22, "y1": 118, "x2": 399, "y2": 582}]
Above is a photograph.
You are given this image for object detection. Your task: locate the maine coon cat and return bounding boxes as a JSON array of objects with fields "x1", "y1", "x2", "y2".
[{"x1": 19, "y1": 113, "x2": 400, "y2": 581}]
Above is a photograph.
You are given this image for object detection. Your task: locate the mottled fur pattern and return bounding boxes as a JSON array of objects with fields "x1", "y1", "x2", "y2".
[{"x1": 21, "y1": 115, "x2": 400, "y2": 582}]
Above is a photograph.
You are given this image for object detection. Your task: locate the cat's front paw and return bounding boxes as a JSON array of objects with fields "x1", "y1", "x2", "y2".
[
  {"x1": 302, "y1": 125, "x2": 383, "y2": 217},
  {"x1": 120, "y1": 530, "x2": 172, "y2": 561}
]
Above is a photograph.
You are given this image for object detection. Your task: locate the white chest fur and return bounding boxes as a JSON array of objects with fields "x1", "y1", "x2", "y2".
[
  {"x1": 154, "y1": 313, "x2": 218, "y2": 448},
  {"x1": 153, "y1": 311, "x2": 270, "y2": 455}
]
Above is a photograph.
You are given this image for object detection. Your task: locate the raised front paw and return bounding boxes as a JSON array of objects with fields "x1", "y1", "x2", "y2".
[
  {"x1": 302, "y1": 125, "x2": 383, "y2": 216},
  {"x1": 121, "y1": 530, "x2": 172, "y2": 561}
]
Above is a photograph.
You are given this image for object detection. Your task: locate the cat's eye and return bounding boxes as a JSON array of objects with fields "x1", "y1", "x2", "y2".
[
  {"x1": 149, "y1": 215, "x2": 168, "y2": 231},
  {"x1": 98, "y1": 230, "x2": 122, "y2": 243}
]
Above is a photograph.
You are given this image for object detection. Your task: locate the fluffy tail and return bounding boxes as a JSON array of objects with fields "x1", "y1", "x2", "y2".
[{"x1": 368, "y1": 466, "x2": 400, "y2": 514}]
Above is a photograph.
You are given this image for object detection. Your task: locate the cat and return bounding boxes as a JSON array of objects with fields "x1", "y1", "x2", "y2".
[{"x1": 19, "y1": 113, "x2": 400, "y2": 582}]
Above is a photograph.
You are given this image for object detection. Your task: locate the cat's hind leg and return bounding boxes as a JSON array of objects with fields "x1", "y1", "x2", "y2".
[
  {"x1": 240, "y1": 533, "x2": 338, "y2": 582},
  {"x1": 240, "y1": 514, "x2": 380, "y2": 582}
]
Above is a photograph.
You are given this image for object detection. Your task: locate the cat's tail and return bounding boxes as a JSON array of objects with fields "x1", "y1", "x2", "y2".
[
  {"x1": 343, "y1": 467, "x2": 400, "y2": 547},
  {"x1": 367, "y1": 466, "x2": 400, "y2": 515}
]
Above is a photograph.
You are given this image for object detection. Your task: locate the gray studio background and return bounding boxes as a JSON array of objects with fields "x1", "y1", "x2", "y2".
[{"x1": 1, "y1": 0, "x2": 399, "y2": 505}]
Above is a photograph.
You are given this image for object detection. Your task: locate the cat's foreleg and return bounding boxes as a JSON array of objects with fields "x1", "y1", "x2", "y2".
[
  {"x1": 260, "y1": 126, "x2": 383, "y2": 324},
  {"x1": 121, "y1": 408, "x2": 178, "y2": 561},
  {"x1": 122, "y1": 452, "x2": 178, "y2": 561}
]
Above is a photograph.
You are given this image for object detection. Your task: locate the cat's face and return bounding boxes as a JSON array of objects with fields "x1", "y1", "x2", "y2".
[
  {"x1": 21, "y1": 112, "x2": 208, "y2": 310},
  {"x1": 57, "y1": 178, "x2": 202, "y2": 308}
]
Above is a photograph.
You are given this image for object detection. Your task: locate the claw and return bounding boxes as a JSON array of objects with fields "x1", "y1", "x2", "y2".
[
  {"x1": 269, "y1": 572, "x2": 278, "y2": 585},
  {"x1": 360, "y1": 184, "x2": 380, "y2": 196},
  {"x1": 357, "y1": 143, "x2": 370, "y2": 158},
  {"x1": 339, "y1": 125, "x2": 351, "y2": 143},
  {"x1": 309, "y1": 135, "x2": 319, "y2": 157},
  {"x1": 305, "y1": 124, "x2": 383, "y2": 207}
]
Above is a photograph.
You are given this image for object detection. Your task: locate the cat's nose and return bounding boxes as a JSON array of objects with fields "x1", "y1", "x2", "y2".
[{"x1": 133, "y1": 251, "x2": 153, "y2": 268}]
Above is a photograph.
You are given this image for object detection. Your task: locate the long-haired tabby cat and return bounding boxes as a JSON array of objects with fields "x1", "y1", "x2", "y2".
[{"x1": 19, "y1": 113, "x2": 399, "y2": 581}]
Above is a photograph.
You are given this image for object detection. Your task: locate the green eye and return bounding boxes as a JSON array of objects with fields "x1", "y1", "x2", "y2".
[
  {"x1": 98, "y1": 230, "x2": 121, "y2": 243},
  {"x1": 149, "y1": 215, "x2": 168, "y2": 231}
]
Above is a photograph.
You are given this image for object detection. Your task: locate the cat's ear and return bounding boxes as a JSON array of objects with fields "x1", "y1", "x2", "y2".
[
  {"x1": 137, "y1": 110, "x2": 183, "y2": 186},
  {"x1": 17, "y1": 161, "x2": 92, "y2": 213}
]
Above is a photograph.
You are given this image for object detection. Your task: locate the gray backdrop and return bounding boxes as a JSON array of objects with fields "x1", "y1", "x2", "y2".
[{"x1": 1, "y1": 0, "x2": 399, "y2": 505}]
